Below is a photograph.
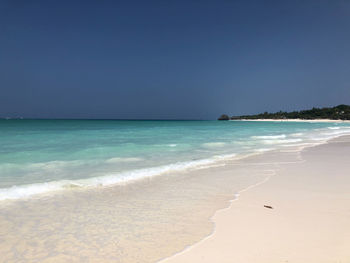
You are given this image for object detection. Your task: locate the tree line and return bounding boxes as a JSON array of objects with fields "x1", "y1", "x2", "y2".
[{"x1": 219, "y1": 105, "x2": 350, "y2": 120}]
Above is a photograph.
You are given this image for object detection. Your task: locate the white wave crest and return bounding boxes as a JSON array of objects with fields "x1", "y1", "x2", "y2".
[
  {"x1": 0, "y1": 157, "x2": 230, "y2": 201},
  {"x1": 251, "y1": 134, "x2": 286, "y2": 139},
  {"x1": 202, "y1": 142, "x2": 226, "y2": 148},
  {"x1": 105, "y1": 157, "x2": 143, "y2": 164},
  {"x1": 322, "y1": 129, "x2": 350, "y2": 136},
  {"x1": 254, "y1": 148, "x2": 272, "y2": 153},
  {"x1": 290, "y1": 132, "x2": 304, "y2": 137},
  {"x1": 27, "y1": 160, "x2": 83, "y2": 170},
  {"x1": 261, "y1": 138, "x2": 303, "y2": 145}
]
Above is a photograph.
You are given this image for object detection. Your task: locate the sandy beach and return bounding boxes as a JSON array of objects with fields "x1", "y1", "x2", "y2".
[
  {"x1": 162, "y1": 135, "x2": 350, "y2": 263},
  {"x1": 235, "y1": 119, "x2": 350, "y2": 123}
]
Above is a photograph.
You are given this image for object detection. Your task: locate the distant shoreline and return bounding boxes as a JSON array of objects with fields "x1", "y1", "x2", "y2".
[
  {"x1": 232, "y1": 118, "x2": 350, "y2": 123},
  {"x1": 219, "y1": 104, "x2": 350, "y2": 121}
]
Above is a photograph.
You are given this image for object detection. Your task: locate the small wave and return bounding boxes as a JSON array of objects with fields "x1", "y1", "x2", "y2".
[
  {"x1": 290, "y1": 132, "x2": 304, "y2": 137},
  {"x1": 105, "y1": 157, "x2": 143, "y2": 164},
  {"x1": 27, "y1": 160, "x2": 84, "y2": 170},
  {"x1": 202, "y1": 142, "x2": 227, "y2": 148},
  {"x1": 251, "y1": 134, "x2": 286, "y2": 139},
  {"x1": 168, "y1": 144, "x2": 177, "y2": 147},
  {"x1": 254, "y1": 148, "x2": 272, "y2": 153},
  {"x1": 212, "y1": 153, "x2": 237, "y2": 160},
  {"x1": 0, "y1": 160, "x2": 89, "y2": 175},
  {"x1": 281, "y1": 142, "x2": 315, "y2": 148},
  {"x1": 0, "y1": 181, "x2": 72, "y2": 201},
  {"x1": 302, "y1": 127, "x2": 350, "y2": 142},
  {"x1": 328, "y1": 127, "x2": 340, "y2": 130},
  {"x1": 322, "y1": 129, "x2": 350, "y2": 136},
  {"x1": 261, "y1": 138, "x2": 302, "y2": 145},
  {"x1": 0, "y1": 157, "x2": 230, "y2": 201}
]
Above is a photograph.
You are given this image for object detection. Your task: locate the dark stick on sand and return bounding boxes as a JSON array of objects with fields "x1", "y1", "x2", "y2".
[{"x1": 264, "y1": 205, "x2": 273, "y2": 209}]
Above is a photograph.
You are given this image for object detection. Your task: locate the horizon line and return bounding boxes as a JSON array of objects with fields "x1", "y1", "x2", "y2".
[{"x1": 0, "y1": 118, "x2": 213, "y2": 121}]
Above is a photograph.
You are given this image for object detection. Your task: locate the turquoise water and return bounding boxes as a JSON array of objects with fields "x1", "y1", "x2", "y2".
[{"x1": 1, "y1": 119, "x2": 350, "y2": 200}]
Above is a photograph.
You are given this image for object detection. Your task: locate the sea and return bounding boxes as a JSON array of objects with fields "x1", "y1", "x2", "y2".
[
  {"x1": 1, "y1": 119, "x2": 350, "y2": 201},
  {"x1": 2, "y1": 119, "x2": 350, "y2": 262}
]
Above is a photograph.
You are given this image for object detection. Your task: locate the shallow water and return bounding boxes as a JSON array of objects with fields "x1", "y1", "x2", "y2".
[
  {"x1": 0, "y1": 150, "x2": 294, "y2": 263},
  {"x1": 1, "y1": 120, "x2": 350, "y2": 262},
  {"x1": 1, "y1": 120, "x2": 350, "y2": 200}
]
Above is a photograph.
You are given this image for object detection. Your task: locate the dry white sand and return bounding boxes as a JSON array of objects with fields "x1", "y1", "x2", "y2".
[
  {"x1": 161, "y1": 136, "x2": 350, "y2": 263},
  {"x1": 234, "y1": 118, "x2": 350, "y2": 123}
]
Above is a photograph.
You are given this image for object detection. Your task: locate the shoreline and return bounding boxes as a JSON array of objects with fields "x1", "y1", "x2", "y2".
[
  {"x1": 1, "y1": 132, "x2": 350, "y2": 262},
  {"x1": 161, "y1": 135, "x2": 350, "y2": 263},
  {"x1": 157, "y1": 169, "x2": 277, "y2": 263},
  {"x1": 232, "y1": 118, "x2": 350, "y2": 123},
  {"x1": 0, "y1": 151, "x2": 277, "y2": 202},
  {"x1": 0, "y1": 142, "x2": 278, "y2": 262}
]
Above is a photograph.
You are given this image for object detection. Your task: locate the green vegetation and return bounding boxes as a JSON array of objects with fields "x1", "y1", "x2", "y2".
[
  {"x1": 218, "y1": 114, "x2": 230, "y2": 120},
  {"x1": 229, "y1": 104, "x2": 350, "y2": 120}
]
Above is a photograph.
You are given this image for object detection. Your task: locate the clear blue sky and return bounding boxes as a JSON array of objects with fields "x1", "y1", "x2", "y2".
[{"x1": 1, "y1": 0, "x2": 349, "y2": 119}]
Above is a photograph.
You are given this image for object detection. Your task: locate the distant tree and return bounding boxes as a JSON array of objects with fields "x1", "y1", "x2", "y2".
[
  {"x1": 218, "y1": 114, "x2": 230, "y2": 120},
  {"x1": 228, "y1": 105, "x2": 350, "y2": 120}
]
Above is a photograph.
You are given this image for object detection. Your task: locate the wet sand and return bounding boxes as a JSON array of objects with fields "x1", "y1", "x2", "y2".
[
  {"x1": 235, "y1": 119, "x2": 350, "y2": 123},
  {"x1": 0, "y1": 154, "x2": 273, "y2": 262},
  {"x1": 162, "y1": 136, "x2": 350, "y2": 263}
]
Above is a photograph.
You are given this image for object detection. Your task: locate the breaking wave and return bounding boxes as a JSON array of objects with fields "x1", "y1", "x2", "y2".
[
  {"x1": 251, "y1": 134, "x2": 286, "y2": 139},
  {"x1": 0, "y1": 155, "x2": 238, "y2": 201}
]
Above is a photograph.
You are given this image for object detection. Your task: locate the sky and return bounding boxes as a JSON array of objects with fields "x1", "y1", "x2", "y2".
[{"x1": 0, "y1": 0, "x2": 350, "y2": 119}]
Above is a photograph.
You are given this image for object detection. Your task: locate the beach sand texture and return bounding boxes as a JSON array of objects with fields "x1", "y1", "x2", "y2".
[
  {"x1": 162, "y1": 136, "x2": 350, "y2": 263},
  {"x1": 236, "y1": 118, "x2": 350, "y2": 123}
]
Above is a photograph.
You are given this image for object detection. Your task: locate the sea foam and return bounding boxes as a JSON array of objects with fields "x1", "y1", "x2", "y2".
[
  {"x1": 251, "y1": 134, "x2": 287, "y2": 139},
  {"x1": 261, "y1": 138, "x2": 303, "y2": 145},
  {"x1": 0, "y1": 156, "x2": 234, "y2": 201},
  {"x1": 202, "y1": 142, "x2": 227, "y2": 148},
  {"x1": 105, "y1": 157, "x2": 143, "y2": 163}
]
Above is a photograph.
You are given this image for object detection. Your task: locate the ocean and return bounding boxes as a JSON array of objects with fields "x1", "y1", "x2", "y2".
[
  {"x1": 1, "y1": 119, "x2": 350, "y2": 201},
  {"x1": 2, "y1": 119, "x2": 350, "y2": 262}
]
